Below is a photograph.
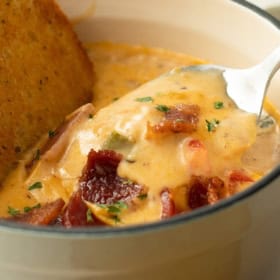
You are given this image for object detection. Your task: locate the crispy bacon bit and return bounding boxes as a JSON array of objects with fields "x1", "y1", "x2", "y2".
[
  {"x1": 62, "y1": 190, "x2": 87, "y2": 227},
  {"x1": 62, "y1": 190, "x2": 101, "y2": 227},
  {"x1": 62, "y1": 149, "x2": 143, "y2": 227},
  {"x1": 160, "y1": 188, "x2": 176, "y2": 219},
  {"x1": 9, "y1": 199, "x2": 65, "y2": 226},
  {"x1": 149, "y1": 104, "x2": 200, "y2": 136},
  {"x1": 80, "y1": 149, "x2": 142, "y2": 204},
  {"x1": 228, "y1": 170, "x2": 254, "y2": 195},
  {"x1": 229, "y1": 170, "x2": 253, "y2": 183},
  {"x1": 188, "y1": 175, "x2": 225, "y2": 209},
  {"x1": 207, "y1": 177, "x2": 226, "y2": 204},
  {"x1": 188, "y1": 139, "x2": 204, "y2": 148},
  {"x1": 185, "y1": 139, "x2": 211, "y2": 176}
]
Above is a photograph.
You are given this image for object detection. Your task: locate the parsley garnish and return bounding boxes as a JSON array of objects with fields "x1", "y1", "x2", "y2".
[
  {"x1": 24, "y1": 203, "x2": 41, "y2": 213},
  {"x1": 98, "y1": 201, "x2": 127, "y2": 214},
  {"x1": 258, "y1": 115, "x2": 275, "y2": 128},
  {"x1": 48, "y1": 130, "x2": 56, "y2": 138},
  {"x1": 214, "y1": 101, "x2": 224, "y2": 109},
  {"x1": 206, "y1": 119, "x2": 220, "y2": 132},
  {"x1": 135, "y1": 96, "x2": 154, "y2": 103},
  {"x1": 97, "y1": 204, "x2": 107, "y2": 209},
  {"x1": 28, "y1": 181, "x2": 43, "y2": 191},
  {"x1": 103, "y1": 131, "x2": 131, "y2": 150},
  {"x1": 86, "y1": 208, "x2": 94, "y2": 222},
  {"x1": 112, "y1": 97, "x2": 119, "y2": 102},
  {"x1": 107, "y1": 201, "x2": 128, "y2": 214},
  {"x1": 121, "y1": 178, "x2": 133, "y2": 185},
  {"x1": 7, "y1": 206, "x2": 20, "y2": 216},
  {"x1": 137, "y1": 193, "x2": 148, "y2": 200},
  {"x1": 97, "y1": 201, "x2": 127, "y2": 223},
  {"x1": 111, "y1": 215, "x2": 121, "y2": 223},
  {"x1": 88, "y1": 114, "x2": 94, "y2": 119},
  {"x1": 107, "y1": 205, "x2": 122, "y2": 214},
  {"x1": 155, "y1": 104, "x2": 170, "y2": 113}
]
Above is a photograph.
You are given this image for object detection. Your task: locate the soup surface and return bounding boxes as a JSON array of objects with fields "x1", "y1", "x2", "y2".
[
  {"x1": 1, "y1": 42, "x2": 279, "y2": 227},
  {"x1": 0, "y1": 42, "x2": 204, "y2": 216}
]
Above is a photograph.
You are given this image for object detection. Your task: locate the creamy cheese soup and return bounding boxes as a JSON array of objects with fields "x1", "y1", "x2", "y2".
[{"x1": 1, "y1": 42, "x2": 279, "y2": 227}]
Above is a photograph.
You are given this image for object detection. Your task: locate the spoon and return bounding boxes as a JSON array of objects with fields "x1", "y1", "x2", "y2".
[{"x1": 179, "y1": 47, "x2": 280, "y2": 118}]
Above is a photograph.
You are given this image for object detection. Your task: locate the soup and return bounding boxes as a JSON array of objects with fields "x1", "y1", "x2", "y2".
[{"x1": 1, "y1": 42, "x2": 279, "y2": 227}]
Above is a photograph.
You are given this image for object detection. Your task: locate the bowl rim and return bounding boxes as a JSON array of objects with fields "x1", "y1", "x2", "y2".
[
  {"x1": 1, "y1": 0, "x2": 279, "y2": 237},
  {"x1": 233, "y1": 0, "x2": 280, "y2": 29}
]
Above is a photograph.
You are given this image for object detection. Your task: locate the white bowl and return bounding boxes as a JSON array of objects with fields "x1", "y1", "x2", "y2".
[{"x1": 1, "y1": 1, "x2": 280, "y2": 279}]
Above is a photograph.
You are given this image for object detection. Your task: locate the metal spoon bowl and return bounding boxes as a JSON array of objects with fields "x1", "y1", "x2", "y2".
[{"x1": 179, "y1": 47, "x2": 280, "y2": 118}]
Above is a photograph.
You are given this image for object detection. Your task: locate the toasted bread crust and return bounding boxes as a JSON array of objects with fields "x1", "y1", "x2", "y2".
[{"x1": 0, "y1": 0, "x2": 93, "y2": 181}]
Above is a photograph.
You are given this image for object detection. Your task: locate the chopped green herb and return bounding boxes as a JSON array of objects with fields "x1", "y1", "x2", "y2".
[
  {"x1": 112, "y1": 97, "x2": 119, "y2": 102},
  {"x1": 121, "y1": 178, "x2": 133, "y2": 185},
  {"x1": 28, "y1": 181, "x2": 43, "y2": 191},
  {"x1": 155, "y1": 104, "x2": 170, "y2": 113},
  {"x1": 97, "y1": 201, "x2": 127, "y2": 214},
  {"x1": 214, "y1": 101, "x2": 224, "y2": 109},
  {"x1": 88, "y1": 113, "x2": 94, "y2": 119},
  {"x1": 206, "y1": 119, "x2": 220, "y2": 132},
  {"x1": 103, "y1": 131, "x2": 131, "y2": 150},
  {"x1": 7, "y1": 206, "x2": 20, "y2": 216},
  {"x1": 33, "y1": 149, "x2": 41, "y2": 161},
  {"x1": 86, "y1": 208, "x2": 94, "y2": 222},
  {"x1": 258, "y1": 115, "x2": 275, "y2": 128},
  {"x1": 116, "y1": 201, "x2": 128, "y2": 209},
  {"x1": 135, "y1": 96, "x2": 154, "y2": 103},
  {"x1": 48, "y1": 130, "x2": 56, "y2": 138},
  {"x1": 137, "y1": 193, "x2": 148, "y2": 200},
  {"x1": 24, "y1": 203, "x2": 41, "y2": 213},
  {"x1": 111, "y1": 215, "x2": 121, "y2": 223},
  {"x1": 108, "y1": 201, "x2": 127, "y2": 213},
  {"x1": 107, "y1": 205, "x2": 122, "y2": 214},
  {"x1": 23, "y1": 206, "x2": 31, "y2": 213}
]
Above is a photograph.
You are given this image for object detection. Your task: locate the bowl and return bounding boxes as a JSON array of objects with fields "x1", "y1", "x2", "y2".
[{"x1": 1, "y1": 1, "x2": 280, "y2": 279}]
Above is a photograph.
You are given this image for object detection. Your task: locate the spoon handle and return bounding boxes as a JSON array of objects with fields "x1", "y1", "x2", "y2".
[
  {"x1": 255, "y1": 46, "x2": 280, "y2": 81},
  {"x1": 224, "y1": 47, "x2": 280, "y2": 117},
  {"x1": 247, "y1": 46, "x2": 280, "y2": 117}
]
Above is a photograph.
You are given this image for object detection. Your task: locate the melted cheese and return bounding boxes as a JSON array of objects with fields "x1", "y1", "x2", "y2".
[
  {"x1": 2, "y1": 68, "x2": 258, "y2": 223},
  {"x1": 0, "y1": 42, "x2": 279, "y2": 226}
]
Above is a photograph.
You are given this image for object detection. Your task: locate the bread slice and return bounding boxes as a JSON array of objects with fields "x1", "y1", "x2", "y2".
[{"x1": 0, "y1": 0, "x2": 93, "y2": 181}]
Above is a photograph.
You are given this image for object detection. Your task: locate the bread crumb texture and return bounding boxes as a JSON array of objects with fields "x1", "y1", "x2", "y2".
[{"x1": 0, "y1": 0, "x2": 93, "y2": 181}]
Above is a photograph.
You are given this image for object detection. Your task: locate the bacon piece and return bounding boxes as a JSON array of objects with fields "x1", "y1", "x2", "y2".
[
  {"x1": 61, "y1": 190, "x2": 102, "y2": 227},
  {"x1": 229, "y1": 170, "x2": 253, "y2": 183},
  {"x1": 9, "y1": 199, "x2": 65, "y2": 226},
  {"x1": 188, "y1": 139, "x2": 204, "y2": 148},
  {"x1": 184, "y1": 139, "x2": 211, "y2": 176},
  {"x1": 228, "y1": 170, "x2": 254, "y2": 194},
  {"x1": 80, "y1": 149, "x2": 143, "y2": 204},
  {"x1": 62, "y1": 190, "x2": 89, "y2": 227},
  {"x1": 188, "y1": 175, "x2": 225, "y2": 209},
  {"x1": 62, "y1": 149, "x2": 143, "y2": 227},
  {"x1": 149, "y1": 104, "x2": 200, "y2": 136},
  {"x1": 160, "y1": 188, "x2": 176, "y2": 219}
]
